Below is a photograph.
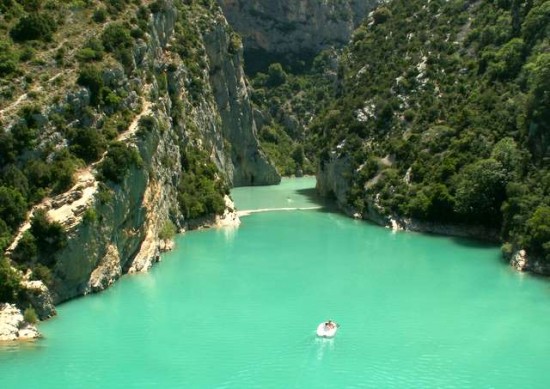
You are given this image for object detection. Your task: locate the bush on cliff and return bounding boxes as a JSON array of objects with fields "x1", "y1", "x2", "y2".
[
  {"x1": 10, "y1": 13, "x2": 57, "y2": 42},
  {"x1": 97, "y1": 142, "x2": 142, "y2": 184},
  {"x1": 70, "y1": 127, "x2": 107, "y2": 163},
  {"x1": 23, "y1": 307, "x2": 38, "y2": 324},
  {"x1": 0, "y1": 186, "x2": 27, "y2": 233},
  {"x1": 30, "y1": 210, "x2": 67, "y2": 266},
  {"x1": 0, "y1": 258, "x2": 21, "y2": 303}
]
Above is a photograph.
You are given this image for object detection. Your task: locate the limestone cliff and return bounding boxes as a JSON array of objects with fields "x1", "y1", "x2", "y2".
[
  {"x1": 4, "y1": 1, "x2": 279, "y2": 306},
  {"x1": 203, "y1": 20, "x2": 280, "y2": 185},
  {"x1": 217, "y1": 0, "x2": 378, "y2": 70}
]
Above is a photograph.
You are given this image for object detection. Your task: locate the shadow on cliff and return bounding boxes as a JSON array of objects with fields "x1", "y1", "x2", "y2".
[{"x1": 294, "y1": 187, "x2": 340, "y2": 214}]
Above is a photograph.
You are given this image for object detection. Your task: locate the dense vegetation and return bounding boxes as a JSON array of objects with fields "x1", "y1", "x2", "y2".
[
  {"x1": 310, "y1": 0, "x2": 549, "y2": 261},
  {"x1": 250, "y1": 51, "x2": 338, "y2": 176},
  {"x1": 177, "y1": 147, "x2": 228, "y2": 220}
]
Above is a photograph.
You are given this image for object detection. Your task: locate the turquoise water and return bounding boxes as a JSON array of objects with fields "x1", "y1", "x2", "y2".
[{"x1": 2, "y1": 177, "x2": 550, "y2": 387}]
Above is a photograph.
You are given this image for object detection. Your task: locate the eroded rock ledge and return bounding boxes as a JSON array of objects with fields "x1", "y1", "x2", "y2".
[{"x1": 0, "y1": 304, "x2": 40, "y2": 342}]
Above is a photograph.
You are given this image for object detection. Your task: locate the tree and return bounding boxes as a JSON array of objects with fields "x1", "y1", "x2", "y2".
[
  {"x1": 77, "y1": 65, "x2": 104, "y2": 105},
  {"x1": 101, "y1": 23, "x2": 133, "y2": 52},
  {"x1": 1, "y1": 164, "x2": 29, "y2": 198},
  {"x1": 266, "y1": 63, "x2": 287, "y2": 87},
  {"x1": 30, "y1": 210, "x2": 67, "y2": 263},
  {"x1": 10, "y1": 13, "x2": 57, "y2": 42},
  {"x1": 522, "y1": 1, "x2": 550, "y2": 43},
  {"x1": 372, "y1": 6, "x2": 392, "y2": 25},
  {"x1": 0, "y1": 186, "x2": 27, "y2": 232},
  {"x1": 0, "y1": 219, "x2": 11, "y2": 252},
  {"x1": 0, "y1": 258, "x2": 21, "y2": 303},
  {"x1": 291, "y1": 145, "x2": 305, "y2": 167},
  {"x1": 158, "y1": 220, "x2": 176, "y2": 248},
  {"x1": 488, "y1": 38, "x2": 525, "y2": 79},
  {"x1": 454, "y1": 159, "x2": 507, "y2": 224},
  {"x1": 70, "y1": 127, "x2": 107, "y2": 163},
  {"x1": 491, "y1": 137, "x2": 522, "y2": 177},
  {"x1": 524, "y1": 53, "x2": 550, "y2": 159},
  {"x1": 525, "y1": 206, "x2": 550, "y2": 261},
  {"x1": 98, "y1": 142, "x2": 142, "y2": 183}
]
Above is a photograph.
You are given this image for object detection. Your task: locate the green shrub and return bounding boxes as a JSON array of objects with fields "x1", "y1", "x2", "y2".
[
  {"x1": 98, "y1": 142, "x2": 142, "y2": 184},
  {"x1": 149, "y1": 0, "x2": 168, "y2": 13},
  {"x1": 77, "y1": 65, "x2": 104, "y2": 105},
  {"x1": 11, "y1": 231, "x2": 37, "y2": 264},
  {"x1": 31, "y1": 263, "x2": 53, "y2": 287},
  {"x1": 77, "y1": 48, "x2": 98, "y2": 62},
  {"x1": 92, "y1": 7, "x2": 107, "y2": 23},
  {"x1": 23, "y1": 307, "x2": 38, "y2": 324},
  {"x1": 82, "y1": 207, "x2": 97, "y2": 224},
  {"x1": 0, "y1": 186, "x2": 27, "y2": 232},
  {"x1": 101, "y1": 23, "x2": 133, "y2": 52},
  {"x1": 0, "y1": 40, "x2": 19, "y2": 77},
  {"x1": 30, "y1": 209, "x2": 67, "y2": 264},
  {"x1": 158, "y1": 220, "x2": 176, "y2": 241},
  {"x1": 106, "y1": 0, "x2": 128, "y2": 14},
  {"x1": 96, "y1": 183, "x2": 113, "y2": 204},
  {"x1": 10, "y1": 13, "x2": 57, "y2": 42},
  {"x1": 0, "y1": 258, "x2": 21, "y2": 303}
]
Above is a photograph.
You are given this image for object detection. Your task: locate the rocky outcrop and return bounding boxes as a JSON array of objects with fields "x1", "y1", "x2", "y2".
[
  {"x1": 316, "y1": 153, "x2": 352, "y2": 210},
  {"x1": 20, "y1": 280, "x2": 56, "y2": 320},
  {"x1": 0, "y1": 304, "x2": 40, "y2": 342},
  {"x1": 217, "y1": 0, "x2": 378, "y2": 59},
  {"x1": 510, "y1": 250, "x2": 550, "y2": 276}
]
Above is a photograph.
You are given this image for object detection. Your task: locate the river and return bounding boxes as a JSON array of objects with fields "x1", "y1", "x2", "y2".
[{"x1": 1, "y1": 177, "x2": 549, "y2": 387}]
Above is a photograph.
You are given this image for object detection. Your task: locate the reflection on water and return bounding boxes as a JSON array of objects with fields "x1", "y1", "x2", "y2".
[{"x1": 222, "y1": 225, "x2": 238, "y2": 242}]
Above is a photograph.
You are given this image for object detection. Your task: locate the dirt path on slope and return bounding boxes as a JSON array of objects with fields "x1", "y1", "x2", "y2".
[{"x1": 7, "y1": 99, "x2": 153, "y2": 253}]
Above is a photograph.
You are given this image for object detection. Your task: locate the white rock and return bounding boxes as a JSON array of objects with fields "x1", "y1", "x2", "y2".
[{"x1": 0, "y1": 304, "x2": 40, "y2": 342}]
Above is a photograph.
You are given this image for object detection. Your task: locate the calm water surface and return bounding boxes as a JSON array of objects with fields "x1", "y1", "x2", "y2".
[{"x1": 1, "y1": 177, "x2": 550, "y2": 388}]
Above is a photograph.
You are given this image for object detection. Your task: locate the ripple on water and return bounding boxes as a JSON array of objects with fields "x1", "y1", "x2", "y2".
[{"x1": 1, "y1": 178, "x2": 550, "y2": 388}]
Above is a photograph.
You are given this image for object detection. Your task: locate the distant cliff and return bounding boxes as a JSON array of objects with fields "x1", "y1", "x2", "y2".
[{"x1": 217, "y1": 0, "x2": 378, "y2": 72}]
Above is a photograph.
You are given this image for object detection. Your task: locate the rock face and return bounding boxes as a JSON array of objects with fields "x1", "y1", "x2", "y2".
[
  {"x1": 217, "y1": 0, "x2": 378, "y2": 61},
  {"x1": 510, "y1": 250, "x2": 550, "y2": 275},
  {"x1": 203, "y1": 20, "x2": 280, "y2": 186},
  {"x1": 0, "y1": 304, "x2": 40, "y2": 341},
  {"x1": 20, "y1": 280, "x2": 56, "y2": 320},
  {"x1": 317, "y1": 153, "x2": 352, "y2": 210},
  {"x1": 6, "y1": 1, "x2": 279, "y2": 306}
]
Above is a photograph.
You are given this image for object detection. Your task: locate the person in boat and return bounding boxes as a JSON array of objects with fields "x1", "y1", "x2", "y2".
[{"x1": 325, "y1": 320, "x2": 335, "y2": 330}]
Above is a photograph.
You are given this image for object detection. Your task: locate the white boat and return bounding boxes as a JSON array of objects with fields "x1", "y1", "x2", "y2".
[{"x1": 316, "y1": 321, "x2": 339, "y2": 338}]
